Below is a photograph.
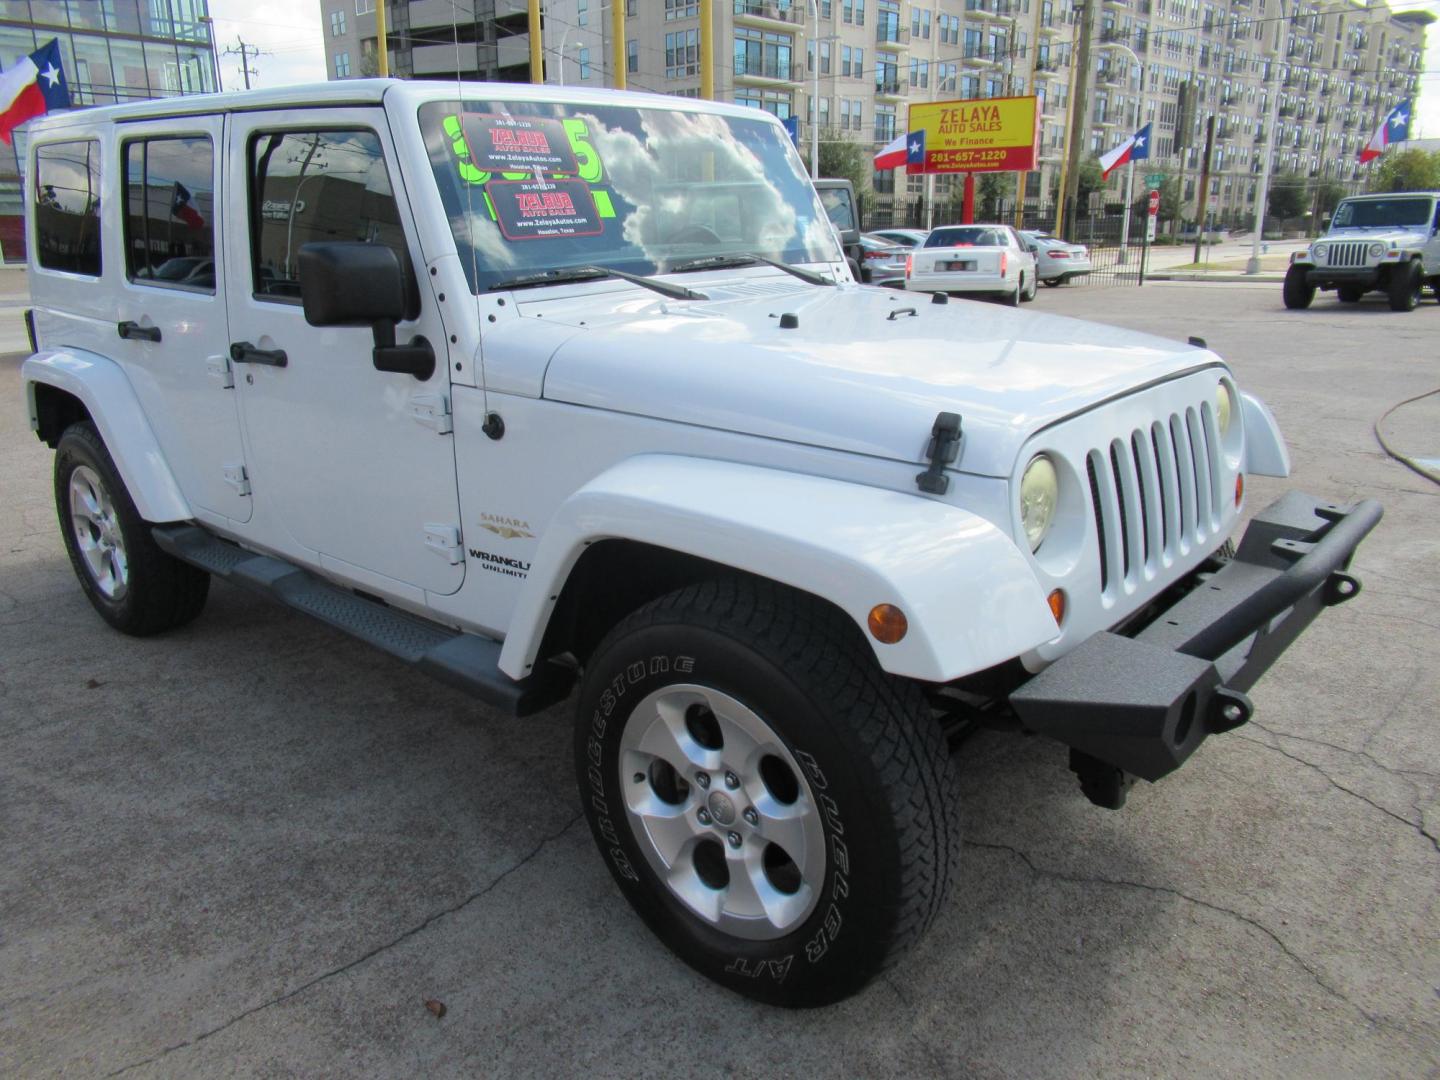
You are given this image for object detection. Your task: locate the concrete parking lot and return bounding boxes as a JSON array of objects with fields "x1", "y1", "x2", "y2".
[{"x1": 2, "y1": 272, "x2": 1437, "y2": 1078}]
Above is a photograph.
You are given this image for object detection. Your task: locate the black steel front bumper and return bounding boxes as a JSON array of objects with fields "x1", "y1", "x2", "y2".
[
  {"x1": 1305, "y1": 267, "x2": 1380, "y2": 288},
  {"x1": 1009, "y1": 492, "x2": 1382, "y2": 793}
]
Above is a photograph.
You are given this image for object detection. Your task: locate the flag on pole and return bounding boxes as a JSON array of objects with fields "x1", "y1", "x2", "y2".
[
  {"x1": 1357, "y1": 100, "x2": 1411, "y2": 164},
  {"x1": 0, "y1": 39, "x2": 70, "y2": 145},
  {"x1": 171, "y1": 182, "x2": 205, "y2": 230},
  {"x1": 874, "y1": 129, "x2": 926, "y2": 171},
  {"x1": 1099, "y1": 123, "x2": 1152, "y2": 180}
]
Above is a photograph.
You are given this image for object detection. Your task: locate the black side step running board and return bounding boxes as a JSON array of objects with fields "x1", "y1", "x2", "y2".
[{"x1": 152, "y1": 525, "x2": 572, "y2": 717}]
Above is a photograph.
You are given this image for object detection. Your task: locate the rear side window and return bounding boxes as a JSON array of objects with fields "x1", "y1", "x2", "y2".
[
  {"x1": 123, "y1": 136, "x2": 216, "y2": 292},
  {"x1": 247, "y1": 129, "x2": 414, "y2": 306},
  {"x1": 33, "y1": 140, "x2": 102, "y2": 276}
]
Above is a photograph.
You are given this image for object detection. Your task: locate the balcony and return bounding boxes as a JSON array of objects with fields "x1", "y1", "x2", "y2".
[
  {"x1": 1038, "y1": 19, "x2": 1062, "y2": 37},
  {"x1": 733, "y1": 57, "x2": 801, "y2": 84},
  {"x1": 875, "y1": 21, "x2": 909, "y2": 47},
  {"x1": 733, "y1": 1, "x2": 806, "y2": 28},
  {"x1": 874, "y1": 79, "x2": 910, "y2": 99},
  {"x1": 963, "y1": 46, "x2": 1003, "y2": 67},
  {"x1": 965, "y1": 0, "x2": 1014, "y2": 22}
]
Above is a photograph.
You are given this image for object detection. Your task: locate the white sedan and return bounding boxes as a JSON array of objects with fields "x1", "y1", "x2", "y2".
[{"x1": 903, "y1": 224, "x2": 1038, "y2": 305}]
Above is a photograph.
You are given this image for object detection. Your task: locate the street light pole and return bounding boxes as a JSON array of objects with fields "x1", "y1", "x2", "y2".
[
  {"x1": 1096, "y1": 41, "x2": 1143, "y2": 262},
  {"x1": 1247, "y1": 0, "x2": 1287, "y2": 275}
]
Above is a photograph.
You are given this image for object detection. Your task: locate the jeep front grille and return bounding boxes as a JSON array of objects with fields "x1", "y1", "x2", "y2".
[
  {"x1": 1085, "y1": 403, "x2": 1222, "y2": 594},
  {"x1": 1324, "y1": 242, "x2": 1368, "y2": 268}
]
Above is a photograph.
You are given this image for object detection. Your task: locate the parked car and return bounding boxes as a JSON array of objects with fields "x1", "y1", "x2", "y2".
[
  {"x1": 813, "y1": 177, "x2": 863, "y2": 281},
  {"x1": 22, "y1": 80, "x2": 1380, "y2": 1009},
  {"x1": 1284, "y1": 191, "x2": 1440, "y2": 311},
  {"x1": 859, "y1": 232, "x2": 908, "y2": 286},
  {"x1": 1019, "y1": 230, "x2": 1093, "y2": 286},
  {"x1": 904, "y1": 223, "x2": 1038, "y2": 304},
  {"x1": 868, "y1": 227, "x2": 929, "y2": 248}
]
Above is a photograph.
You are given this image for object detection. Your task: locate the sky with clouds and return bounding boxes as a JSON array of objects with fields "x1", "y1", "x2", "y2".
[{"x1": 210, "y1": 0, "x2": 1439, "y2": 136}]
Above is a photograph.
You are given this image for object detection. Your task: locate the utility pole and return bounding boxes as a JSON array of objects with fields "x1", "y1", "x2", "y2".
[
  {"x1": 1060, "y1": 0, "x2": 1096, "y2": 242},
  {"x1": 223, "y1": 37, "x2": 260, "y2": 90},
  {"x1": 528, "y1": 0, "x2": 543, "y2": 83},
  {"x1": 375, "y1": 0, "x2": 389, "y2": 76},
  {"x1": 1192, "y1": 113, "x2": 1216, "y2": 264},
  {"x1": 699, "y1": 0, "x2": 714, "y2": 99},
  {"x1": 612, "y1": 0, "x2": 626, "y2": 90}
]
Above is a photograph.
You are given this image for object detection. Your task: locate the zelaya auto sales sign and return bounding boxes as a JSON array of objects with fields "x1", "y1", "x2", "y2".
[{"x1": 907, "y1": 96, "x2": 1038, "y2": 173}]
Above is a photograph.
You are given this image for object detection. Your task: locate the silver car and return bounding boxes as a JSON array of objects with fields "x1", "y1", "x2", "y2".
[
  {"x1": 1020, "y1": 231, "x2": 1093, "y2": 286},
  {"x1": 869, "y1": 227, "x2": 929, "y2": 249},
  {"x1": 859, "y1": 233, "x2": 910, "y2": 287}
]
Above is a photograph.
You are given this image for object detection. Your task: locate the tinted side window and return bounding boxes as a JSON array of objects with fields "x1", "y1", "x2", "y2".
[
  {"x1": 124, "y1": 137, "x2": 216, "y2": 291},
  {"x1": 34, "y1": 140, "x2": 102, "y2": 276},
  {"x1": 248, "y1": 129, "x2": 412, "y2": 306}
]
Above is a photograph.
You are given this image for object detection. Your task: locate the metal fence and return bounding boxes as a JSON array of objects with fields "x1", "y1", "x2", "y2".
[{"x1": 860, "y1": 196, "x2": 1152, "y2": 287}]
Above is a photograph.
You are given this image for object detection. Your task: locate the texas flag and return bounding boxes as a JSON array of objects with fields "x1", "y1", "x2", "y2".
[
  {"x1": 874, "y1": 129, "x2": 926, "y2": 171},
  {"x1": 0, "y1": 39, "x2": 71, "y2": 145},
  {"x1": 171, "y1": 182, "x2": 205, "y2": 230},
  {"x1": 1099, "y1": 122, "x2": 1152, "y2": 180},
  {"x1": 1358, "y1": 100, "x2": 1411, "y2": 164}
]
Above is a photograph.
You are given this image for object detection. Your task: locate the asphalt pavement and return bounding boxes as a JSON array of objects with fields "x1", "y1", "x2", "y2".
[{"x1": 1, "y1": 273, "x2": 1437, "y2": 1078}]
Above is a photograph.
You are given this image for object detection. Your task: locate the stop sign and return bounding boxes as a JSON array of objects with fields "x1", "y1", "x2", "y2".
[{"x1": 1148, "y1": 189, "x2": 1161, "y2": 213}]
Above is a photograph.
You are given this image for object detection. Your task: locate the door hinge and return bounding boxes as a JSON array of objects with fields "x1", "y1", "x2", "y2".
[
  {"x1": 207, "y1": 353, "x2": 234, "y2": 389},
  {"x1": 423, "y1": 523, "x2": 463, "y2": 564},
  {"x1": 222, "y1": 464, "x2": 251, "y2": 496},
  {"x1": 409, "y1": 393, "x2": 453, "y2": 434}
]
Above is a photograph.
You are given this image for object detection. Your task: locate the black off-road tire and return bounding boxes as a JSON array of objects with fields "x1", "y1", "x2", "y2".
[
  {"x1": 1336, "y1": 285, "x2": 1364, "y2": 303},
  {"x1": 1282, "y1": 264, "x2": 1315, "y2": 309},
  {"x1": 574, "y1": 579, "x2": 961, "y2": 1007},
  {"x1": 54, "y1": 422, "x2": 209, "y2": 635},
  {"x1": 1387, "y1": 260, "x2": 1422, "y2": 312}
]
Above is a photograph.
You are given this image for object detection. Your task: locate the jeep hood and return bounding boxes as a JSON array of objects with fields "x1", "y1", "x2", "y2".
[
  {"x1": 522, "y1": 278, "x2": 1222, "y2": 478},
  {"x1": 1322, "y1": 227, "x2": 1429, "y2": 245}
]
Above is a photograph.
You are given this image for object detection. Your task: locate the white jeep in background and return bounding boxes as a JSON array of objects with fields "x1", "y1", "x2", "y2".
[
  {"x1": 22, "y1": 81, "x2": 1380, "y2": 1007},
  {"x1": 1284, "y1": 191, "x2": 1440, "y2": 311}
]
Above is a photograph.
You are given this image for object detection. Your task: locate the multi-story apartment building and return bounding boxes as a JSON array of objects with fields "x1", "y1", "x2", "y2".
[
  {"x1": 1, "y1": 0, "x2": 220, "y2": 261},
  {"x1": 318, "y1": 0, "x2": 1428, "y2": 225}
]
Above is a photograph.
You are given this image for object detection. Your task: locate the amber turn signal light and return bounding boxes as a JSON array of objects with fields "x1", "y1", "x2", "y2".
[
  {"x1": 1236, "y1": 473, "x2": 1244, "y2": 506},
  {"x1": 868, "y1": 604, "x2": 908, "y2": 644},
  {"x1": 1047, "y1": 589, "x2": 1066, "y2": 625}
]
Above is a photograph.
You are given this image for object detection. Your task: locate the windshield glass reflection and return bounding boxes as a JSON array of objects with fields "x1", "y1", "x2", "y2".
[{"x1": 419, "y1": 99, "x2": 840, "y2": 293}]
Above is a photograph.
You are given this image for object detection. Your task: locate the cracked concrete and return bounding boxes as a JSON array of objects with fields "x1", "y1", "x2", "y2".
[{"x1": 2, "y1": 279, "x2": 1437, "y2": 1077}]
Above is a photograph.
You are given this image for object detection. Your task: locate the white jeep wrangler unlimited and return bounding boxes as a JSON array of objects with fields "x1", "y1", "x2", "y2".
[
  {"x1": 23, "y1": 81, "x2": 1380, "y2": 1007},
  {"x1": 1284, "y1": 190, "x2": 1440, "y2": 311}
]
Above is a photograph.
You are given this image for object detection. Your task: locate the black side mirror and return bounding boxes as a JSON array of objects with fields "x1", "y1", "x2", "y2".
[{"x1": 299, "y1": 242, "x2": 434, "y2": 380}]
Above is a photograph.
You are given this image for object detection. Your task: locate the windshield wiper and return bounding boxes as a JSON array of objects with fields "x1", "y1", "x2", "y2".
[
  {"x1": 489, "y1": 265, "x2": 706, "y2": 301},
  {"x1": 670, "y1": 253, "x2": 835, "y2": 286}
]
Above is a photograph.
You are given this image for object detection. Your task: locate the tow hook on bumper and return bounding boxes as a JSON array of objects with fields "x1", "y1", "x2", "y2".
[{"x1": 1010, "y1": 491, "x2": 1382, "y2": 808}]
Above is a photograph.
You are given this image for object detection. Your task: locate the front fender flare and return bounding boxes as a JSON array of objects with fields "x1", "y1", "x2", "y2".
[
  {"x1": 23, "y1": 349, "x2": 191, "y2": 522},
  {"x1": 1240, "y1": 391, "x2": 1290, "y2": 478},
  {"x1": 499, "y1": 455, "x2": 1059, "y2": 683}
]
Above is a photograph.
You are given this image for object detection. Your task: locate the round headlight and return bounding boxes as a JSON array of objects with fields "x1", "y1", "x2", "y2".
[
  {"x1": 1020, "y1": 454, "x2": 1059, "y2": 552},
  {"x1": 1215, "y1": 382, "x2": 1234, "y2": 436},
  {"x1": 1368, "y1": 242, "x2": 1385, "y2": 258},
  {"x1": 1313, "y1": 243, "x2": 1327, "y2": 258}
]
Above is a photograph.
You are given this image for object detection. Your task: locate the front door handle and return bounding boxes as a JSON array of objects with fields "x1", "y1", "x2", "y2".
[
  {"x1": 118, "y1": 320, "x2": 161, "y2": 343},
  {"x1": 229, "y1": 341, "x2": 288, "y2": 367}
]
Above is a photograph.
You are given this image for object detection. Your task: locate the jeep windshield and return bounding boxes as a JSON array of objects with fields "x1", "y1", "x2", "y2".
[
  {"x1": 1330, "y1": 197, "x2": 1435, "y2": 229},
  {"x1": 419, "y1": 99, "x2": 841, "y2": 294}
]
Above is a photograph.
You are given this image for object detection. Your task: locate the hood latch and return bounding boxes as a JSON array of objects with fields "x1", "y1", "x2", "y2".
[{"x1": 916, "y1": 412, "x2": 963, "y2": 495}]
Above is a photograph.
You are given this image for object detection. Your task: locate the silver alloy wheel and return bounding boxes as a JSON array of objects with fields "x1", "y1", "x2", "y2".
[
  {"x1": 69, "y1": 464, "x2": 129, "y2": 600},
  {"x1": 619, "y1": 683, "x2": 826, "y2": 940}
]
